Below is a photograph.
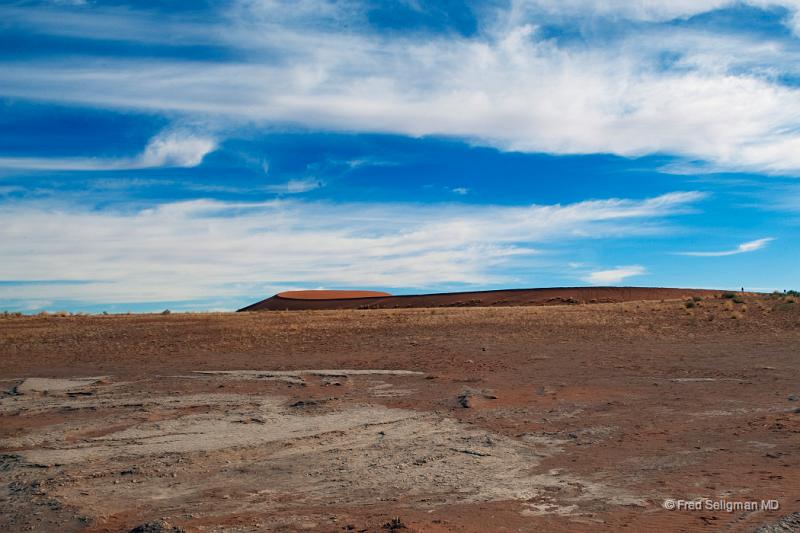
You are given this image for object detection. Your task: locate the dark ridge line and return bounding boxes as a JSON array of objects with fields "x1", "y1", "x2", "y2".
[
  {"x1": 238, "y1": 286, "x2": 734, "y2": 312},
  {"x1": 272, "y1": 286, "x2": 717, "y2": 301}
]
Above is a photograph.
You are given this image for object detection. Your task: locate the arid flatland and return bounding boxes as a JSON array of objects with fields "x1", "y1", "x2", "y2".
[{"x1": 2, "y1": 293, "x2": 800, "y2": 532}]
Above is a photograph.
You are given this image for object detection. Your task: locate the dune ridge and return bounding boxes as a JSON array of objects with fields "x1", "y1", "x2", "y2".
[{"x1": 239, "y1": 286, "x2": 732, "y2": 311}]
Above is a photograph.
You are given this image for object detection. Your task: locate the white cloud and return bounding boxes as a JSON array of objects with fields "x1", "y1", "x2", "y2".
[
  {"x1": 451, "y1": 187, "x2": 469, "y2": 195},
  {"x1": 0, "y1": 191, "x2": 701, "y2": 306},
  {"x1": 510, "y1": 1, "x2": 800, "y2": 34},
  {"x1": 50, "y1": 0, "x2": 88, "y2": 6},
  {"x1": 510, "y1": 1, "x2": 786, "y2": 23},
  {"x1": 582, "y1": 265, "x2": 646, "y2": 285},
  {"x1": 678, "y1": 237, "x2": 775, "y2": 256},
  {"x1": 137, "y1": 131, "x2": 216, "y2": 168},
  {"x1": 0, "y1": 130, "x2": 216, "y2": 171},
  {"x1": 3, "y1": 3, "x2": 800, "y2": 173},
  {"x1": 265, "y1": 179, "x2": 323, "y2": 194}
]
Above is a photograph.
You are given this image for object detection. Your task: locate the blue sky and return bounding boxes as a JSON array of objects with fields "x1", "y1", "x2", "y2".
[{"x1": 1, "y1": 0, "x2": 799, "y2": 313}]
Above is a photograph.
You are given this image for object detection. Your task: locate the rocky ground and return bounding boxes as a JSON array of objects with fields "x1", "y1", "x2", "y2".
[{"x1": 1, "y1": 293, "x2": 799, "y2": 532}]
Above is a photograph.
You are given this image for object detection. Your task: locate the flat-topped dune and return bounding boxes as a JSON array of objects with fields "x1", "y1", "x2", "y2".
[{"x1": 239, "y1": 286, "x2": 731, "y2": 311}]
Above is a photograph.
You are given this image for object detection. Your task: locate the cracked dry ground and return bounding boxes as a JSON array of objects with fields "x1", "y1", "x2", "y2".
[{"x1": 1, "y1": 295, "x2": 800, "y2": 532}]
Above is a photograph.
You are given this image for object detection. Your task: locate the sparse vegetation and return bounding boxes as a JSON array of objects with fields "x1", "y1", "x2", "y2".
[
  {"x1": 772, "y1": 301, "x2": 796, "y2": 312},
  {"x1": 723, "y1": 293, "x2": 736, "y2": 299},
  {"x1": 771, "y1": 290, "x2": 799, "y2": 299},
  {"x1": 692, "y1": 296, "x2": 703, "y2": 302},
  {"x1": 383, "y1": 517, "x2": 407, "y2": 531},
  {"x1": 685, "y1": 301, "x2": 695, "y2": 308}
]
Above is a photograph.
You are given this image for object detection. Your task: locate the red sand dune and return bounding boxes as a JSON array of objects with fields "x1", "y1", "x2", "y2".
[
  {"x1": 276, "y1": 290, "x2": 392, "y2": 300},
  {"x1": 239, "y1": 286, "x2": 731, "y2": 311}
]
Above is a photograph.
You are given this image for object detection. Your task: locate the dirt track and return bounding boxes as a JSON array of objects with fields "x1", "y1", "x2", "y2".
[{"x1": 2, "y1": 293, "x2": 800, "y2": 532}]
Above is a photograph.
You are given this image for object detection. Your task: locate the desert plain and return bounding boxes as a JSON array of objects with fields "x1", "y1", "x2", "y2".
[{"x1": 2, "y1": 291, "x2": 800, "y2": 532}]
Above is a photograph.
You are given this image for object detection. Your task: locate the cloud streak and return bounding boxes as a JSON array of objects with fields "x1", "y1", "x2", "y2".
[
  {"x1": 511, "y1": 1, "x2": 800, "y2": 32},
  {"x1": 3, "y1": 2, "x2": 800, "y2": 173},
  {"x1": 678, "y1": 237, "x2": 775, "y2": 257},
  {"x1": 0, "y1": 191, "x2": 702, "y2": 308},
  {"x1": 0, "y1": 130, "x2": 216, "y2": 171},
  {"x1": 264, "y1": 179, "x2": 323, "y2": 194},
  {"x1": 581, "y1": 266, "x2": 646, "y2": 285}
]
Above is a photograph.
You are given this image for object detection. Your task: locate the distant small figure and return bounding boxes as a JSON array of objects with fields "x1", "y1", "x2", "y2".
[{"x1": 741, "y1": 287, "x2": 744, "y2": 292}]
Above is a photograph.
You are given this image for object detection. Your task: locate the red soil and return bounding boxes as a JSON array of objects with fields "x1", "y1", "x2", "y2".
[
  {"x1": 240, "y1": 286, "x2": 730, "y2": 311},
  {"x1": 2, "y1": 295, "x2": 799, "y2": 532},
  {"x1": 2, "y1": 294, "x2": 799, "y2": 532},
  {"x1": 276, "y1": 290, "x2": 391, "y2": 300}
]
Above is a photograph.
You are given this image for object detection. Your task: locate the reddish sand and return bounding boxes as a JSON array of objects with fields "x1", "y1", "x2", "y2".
[
  {"x1": 2, "y1": 293, "x2": 799, "y2": 532},
  {"x1": 276, "y1": 290, "x2": 391, "y2": 300},
  {"x1": 240, "y1": 286, "x2": 730, "y2": 311},
  {"x1": 0, "y1": 291, "x2": 800, "y2": 533}
]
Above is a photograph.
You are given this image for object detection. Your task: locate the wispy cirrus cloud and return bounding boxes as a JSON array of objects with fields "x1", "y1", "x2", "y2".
[
  {"x1": 265, "y1": 179, "x2": 323, "y2": 194},
  {"x1": 0, "y1": 191, "x2": 702, "y2": 308},
  {"x1": 510, "y1": 0, "x2": 800, "y2": 31},
  {"x1": 678, "y1": 237, "x2": 775, "y2": 257},
  {"x1": 581, "y1": 265, "x2": 646, "y2": 285},
  {"x1": 3, "y1": 2, "x2": 800, "y2": 173},
  {"x1": 0, "y1": 130, "x2": 216, "y2": 171}
]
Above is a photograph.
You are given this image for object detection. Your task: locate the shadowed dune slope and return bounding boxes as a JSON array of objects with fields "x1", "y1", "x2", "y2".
[{"x1": 239, "y1": 287, "x2": 732, "y2": 311}]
